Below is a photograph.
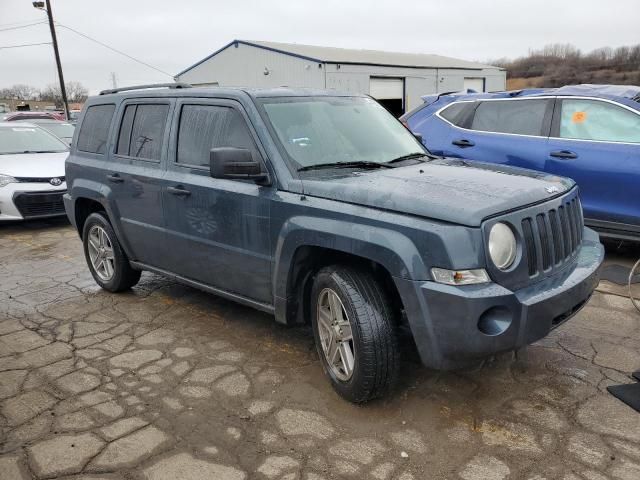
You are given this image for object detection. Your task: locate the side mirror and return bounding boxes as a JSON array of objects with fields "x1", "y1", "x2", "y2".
[
  {"x1": 209, "y1": 147, "x2": 269, "y2": 184},
  {"x1": 413, "y1": 132, "x2": 423, "y2": 144}
]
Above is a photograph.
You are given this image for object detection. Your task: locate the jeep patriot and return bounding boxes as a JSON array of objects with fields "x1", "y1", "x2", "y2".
[{"x1": 64, "y1": 83, "x2": 604, "y2": 402}]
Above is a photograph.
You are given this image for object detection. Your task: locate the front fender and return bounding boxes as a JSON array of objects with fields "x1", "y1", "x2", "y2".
[{"x1": 272, "y1": 215, "x2": 428, "y2": 323}]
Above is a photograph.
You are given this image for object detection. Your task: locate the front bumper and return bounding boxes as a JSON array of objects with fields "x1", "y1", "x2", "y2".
[
  {"x1": 396, "y1": 228, "x2": 604, "y2": 370},
  {"x1": 0, "y1": 182, "x2": 67, "y2": 221}
]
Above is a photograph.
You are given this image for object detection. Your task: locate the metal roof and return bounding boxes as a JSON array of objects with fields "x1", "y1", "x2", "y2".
[
  {"x1": 425, "y1": 84, "x2": 640, "y2": 102},
  {"x1": 176, "y1": 40, "x2": 503, "y2": 77}
]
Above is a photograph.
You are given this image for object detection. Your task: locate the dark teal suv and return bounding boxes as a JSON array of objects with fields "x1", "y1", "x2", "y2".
[{"x1": 64, "y1": 83, "x2": 604, "y2": 402}]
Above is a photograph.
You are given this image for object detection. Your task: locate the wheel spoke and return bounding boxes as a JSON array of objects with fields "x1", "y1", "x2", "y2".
[
  {"x1": 322, "y1": 328, "x2": 333, "y2": 354},
  {"x1": 327, "y1": 337, "x2": 340, "y2": 365},
  {"x1": 318, "y1": 306, "x2": 333, "y2": 331},
  {"x1": 328, "y1": 292, "x2": 344, "y2": 323},
  {"x1": 103, "y1": 247, "x2": 114, "y2": 260},
  {"x1": 338, "y1": 341, "x2": 355, "y2": 376},
  {"x1": 88, "y1": 237, "x2": 100, "y2": 253},
  {"x1": 104, "y1": 259, "x2": 114, "y2": 278}
]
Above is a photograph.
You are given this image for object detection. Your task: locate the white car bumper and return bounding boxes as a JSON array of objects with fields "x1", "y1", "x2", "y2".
[{"x1": 0, "y1": 181, "x2": 67, "y2": 221}]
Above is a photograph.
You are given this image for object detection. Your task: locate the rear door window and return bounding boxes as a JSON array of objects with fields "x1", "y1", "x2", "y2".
[
  {"x1": 470, "y1": 99, "x2": 549, "y2": 136},
  {"x1": 176, "y1": 104, "x2": 257, "y2": 168},
  {"x1": 116, "y1": 104, "x2": 169, "y2": 160},
  {"x1": 558, "y1": 99, "x2": 640, "y2": 143},
  {"x1": 77, "y1": 104, "x2": 115, "y2": 154}
]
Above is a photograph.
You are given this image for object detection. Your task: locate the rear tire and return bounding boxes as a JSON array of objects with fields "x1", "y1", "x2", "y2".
[
  {"x1": 82, "y1": 212, "x2": 141, "y2": 292},
  {"x1": 311, "y1": 265, "x2": 399, "y2": 403}
]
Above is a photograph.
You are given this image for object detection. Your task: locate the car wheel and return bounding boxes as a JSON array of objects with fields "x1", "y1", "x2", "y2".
[
  {"x1": 82, "y1": 212, "x2": 141, "y2": 292},
  {"x1": 311, "y1": 265, "x2": 399, "y2": 403}
]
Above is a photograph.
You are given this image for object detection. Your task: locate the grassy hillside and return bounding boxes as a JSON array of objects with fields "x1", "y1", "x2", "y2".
[{"x1": 492, "y1": 43, "x2": 640, "y2": 89}]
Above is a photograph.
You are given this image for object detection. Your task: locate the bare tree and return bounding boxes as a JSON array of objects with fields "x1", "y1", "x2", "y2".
[
  {"x1": 39, "y1": 81, "x2": 89, "y2": 104},
  {"x1": 0, "y1": 84, "x2": 40, "y2": 100},
  {"x1": 490, "y1": 43, "x2": 640, "y2": 88}
]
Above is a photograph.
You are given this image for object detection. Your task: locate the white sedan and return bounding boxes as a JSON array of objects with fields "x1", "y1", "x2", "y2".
[{"x1": 0, "y1": 122, "x2": 69, "y2": 221}]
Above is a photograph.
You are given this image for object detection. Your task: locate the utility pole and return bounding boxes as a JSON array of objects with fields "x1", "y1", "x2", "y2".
[{"x1": 33, "y1": 1, "x2": 70, "y2": 120}]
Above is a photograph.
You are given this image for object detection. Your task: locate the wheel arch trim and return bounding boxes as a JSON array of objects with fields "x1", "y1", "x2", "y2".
[{"x1": 273, "y1": 216, "x2": 427, "y2": 324}]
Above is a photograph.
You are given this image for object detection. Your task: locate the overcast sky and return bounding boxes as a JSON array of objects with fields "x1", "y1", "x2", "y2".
[{"x1": 0, "y1": 0, "x2": 637, "y2": 94}]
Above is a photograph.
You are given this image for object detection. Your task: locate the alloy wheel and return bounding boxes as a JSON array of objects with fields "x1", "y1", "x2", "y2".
[
  {"x1": 317, "y1": 288, "x2": 355, "y2": 381},
  {"x1": 87, "y1": 225, "x2": 116, "y2": 282}
]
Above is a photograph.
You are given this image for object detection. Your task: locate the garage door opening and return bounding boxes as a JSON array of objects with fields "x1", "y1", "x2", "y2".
[
  {"x1": 463, "y1": 77, "x2": 485, "y2": 93},
  {"x1": 370, "y1": 77, "x2": 405, "y2": 117}
]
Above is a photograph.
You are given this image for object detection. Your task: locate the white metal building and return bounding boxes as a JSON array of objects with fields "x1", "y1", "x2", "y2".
[{"x1": 175, "y1": 40, "x2": 506, "y2": 116}]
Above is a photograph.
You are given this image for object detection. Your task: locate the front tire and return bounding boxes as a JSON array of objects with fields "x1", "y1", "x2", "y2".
[
  {"x1": 311, "y1": 265, "x2": 399, "y2": 403},
  {"x1": 82, "y1": 212, "x2": 141, "y2": 292}
]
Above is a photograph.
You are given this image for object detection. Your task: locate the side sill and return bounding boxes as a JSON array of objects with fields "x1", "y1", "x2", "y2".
[
  {"x1": 129, "y1": 261, "x2": 275, "y2": 315},
  {"x1": 585, "y1": 218, "x2": 640, "y2": 242}
]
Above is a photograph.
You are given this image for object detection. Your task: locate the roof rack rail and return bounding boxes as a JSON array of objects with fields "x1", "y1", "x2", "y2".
[{"x1": 99, "y1": 82, "x2": 192, "y2": 95}]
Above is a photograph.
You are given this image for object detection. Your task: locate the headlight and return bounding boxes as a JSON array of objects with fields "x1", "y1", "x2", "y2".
[
  {"x1": 488, "y1": 222, "x2": 517, "y2": 270},
  {"x1": 431, "y1": 268, "x2": 490, "y2": 285},
  {"x1": 0, "y1": 174, "x2": 17, "y2": 187}
]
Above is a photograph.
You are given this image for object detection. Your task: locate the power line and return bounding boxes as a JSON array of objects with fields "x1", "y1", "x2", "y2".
[
  {"x1": 0, "y1": 41, "x2": 52, "y2": 50},
  {"x1": 0, "y1": 21, "x2": 47, "y2": 32},
  {"x1": 55, "y1": 22, "x2": 174, "y2": 77},
  {"x1": 0, "y1": 18, "x2": 44, "y2": 28}
]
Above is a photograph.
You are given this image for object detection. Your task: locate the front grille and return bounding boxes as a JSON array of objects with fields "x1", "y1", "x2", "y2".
[
  {"x1": 521, "y1": 197, "x2": 583, "y2": 277},
  {"x1": 15, "y1": 176, "x2": 65, "y2": 183},
  {"x1": 13, "y1": 191, "x2": 66, "y2": 218}
]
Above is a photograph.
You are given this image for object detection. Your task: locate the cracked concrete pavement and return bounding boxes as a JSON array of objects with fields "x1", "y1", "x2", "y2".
[{"x1": 1, "y1": 219, "x2": 640, "y2": 480}]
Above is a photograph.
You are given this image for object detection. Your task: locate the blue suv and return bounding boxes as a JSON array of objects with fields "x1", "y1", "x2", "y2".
[{"x1": 401, "y1": 84, "x2": 640, "y2": 241}]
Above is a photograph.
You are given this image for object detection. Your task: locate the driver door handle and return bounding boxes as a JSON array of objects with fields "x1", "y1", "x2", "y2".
[
  {"x1": 550, "y1": 150, "x2": 578, "y2": 159},
  {"x1": 167, "y1": 186, "x2": 191, "y2": 196},
  {"x1": 452, "y1": 139, "x2": 475, "y2": 148}
]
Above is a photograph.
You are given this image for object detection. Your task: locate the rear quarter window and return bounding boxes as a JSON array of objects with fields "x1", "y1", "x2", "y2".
[
  {"x1": 439, "y1": 102, "x2": 471, "y2": 126},
  {"x1": 77, "y1": 104, "x2": 116, "y2": 154}
]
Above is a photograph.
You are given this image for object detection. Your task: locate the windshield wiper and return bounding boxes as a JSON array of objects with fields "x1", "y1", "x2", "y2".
[
  {"x1": 386, "y1": 152, "x2": 434, "y2": 164},
  {"x1": 21, "y1": 150, "x2": 65, "y2": 154},
  {"x1": 298, "y1": 161, "x2": 393, "y2": 172}
]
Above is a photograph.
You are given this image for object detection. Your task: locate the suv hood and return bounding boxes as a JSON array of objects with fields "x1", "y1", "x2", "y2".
[
  {"x1": 300, "y1": 158, "x2": 575, "y2": 227},
  {"x1": 0, "y1": 151, "x2": 68, "y2": 178}
]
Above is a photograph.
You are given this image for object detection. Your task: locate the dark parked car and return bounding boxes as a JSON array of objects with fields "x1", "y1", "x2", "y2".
[
  {"x1": 401, "y1": 84, "x2": 640, "y2": 241},
  {"x1": 64, "y1": 84, "x2": 603, "y2": 402},
  {"x1": 3, "y1": 111, "x2": 65, "y2": 121}
]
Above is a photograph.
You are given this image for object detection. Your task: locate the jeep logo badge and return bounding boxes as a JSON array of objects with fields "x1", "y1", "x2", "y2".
[
  {"x1": 546, "y1": 186, "x2": 559, "y2": 194},
  {"x1": 49, "y1": 177, "x2": 62, "y2": 186}
]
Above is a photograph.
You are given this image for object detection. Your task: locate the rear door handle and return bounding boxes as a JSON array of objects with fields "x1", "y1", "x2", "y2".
[
  {"x1": 167, "y1": 186, "x2": 191, "y2": 196},
  {"x1": 550, "y1": 150, "x2": 578, "y2": 159},
  {"x1": 106, "y1": 173, "x2": 124, "y2": 183},
  {"x1": 452, "y1": 139, "x2": 475, "y2": 148}
]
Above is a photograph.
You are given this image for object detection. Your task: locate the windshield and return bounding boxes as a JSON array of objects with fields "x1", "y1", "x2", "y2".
[
  {"x1": 38, "y1": 122, "x2": 75, "y2": 139},
  {"x1": 0, "y1": 125, "x2": 69, "y2": 154},
  {"x1": 261, "y1": 96, "x2": 425, "y2": 170}
]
